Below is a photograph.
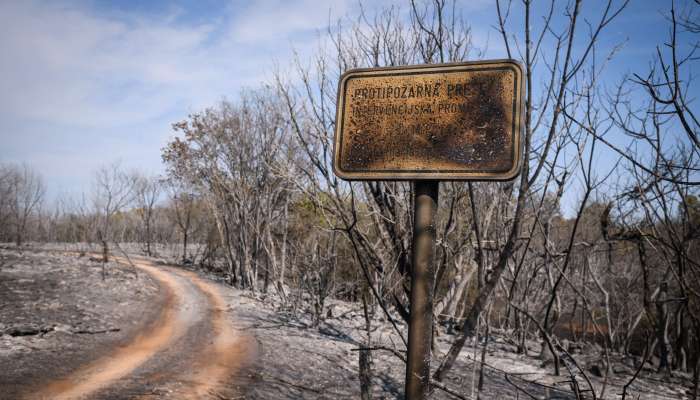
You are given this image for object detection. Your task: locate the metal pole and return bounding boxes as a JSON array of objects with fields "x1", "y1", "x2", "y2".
[{"x1": 406, "y1": 180, "x2": 439, "y2": 400}]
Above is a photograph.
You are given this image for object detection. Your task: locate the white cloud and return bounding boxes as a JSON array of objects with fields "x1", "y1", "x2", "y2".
[
  {"x1": 0, "y1": 1, "x2": 217, "y2": 128},
  {"x1": 229, "y1": 0, "x2": 354, "y2": 43},
  {"x1": 0, "y1": 0, "x2": 335, "y2": 131},
  {"x1": 0, "y1": 0, "x2": 348, "y2": 198}
]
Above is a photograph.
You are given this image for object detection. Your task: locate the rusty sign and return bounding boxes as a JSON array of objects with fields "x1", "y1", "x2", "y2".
[{"x1": 333, "y1": 60, "x2": 524, "y2": 180}]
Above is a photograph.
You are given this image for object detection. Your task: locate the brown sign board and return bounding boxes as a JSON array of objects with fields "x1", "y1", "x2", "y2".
[{"x1": 333, "y1": 60, "x2": 524, "y2": 181}]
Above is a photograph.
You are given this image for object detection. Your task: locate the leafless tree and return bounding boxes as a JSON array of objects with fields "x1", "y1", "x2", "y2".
[
  {"x1": 91, "y1": 161, "x2": 136, "y2": 264},
  {"x1": 134, "y1": 173, "x2": 162, "y2": 256},
  {"x1": 562, "y1": 1, "x2": 700, "y2": 393},
  {"x1": 0, "y1": 165, "x2": 14, "y2": 239},
  {"x1": 1, "y1": 163, "x2": 46, "y2": 246},
  {"x1": 168, "y1": 187, "x2": 197, "y2": 264}
]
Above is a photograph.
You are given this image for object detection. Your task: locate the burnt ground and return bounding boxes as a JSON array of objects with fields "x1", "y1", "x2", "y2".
[
  {"x1": 217, "y1": 280, "x2": 694, "y2": 399},
  {"x1": 0, "y1": 244, "x2": 693, "y2": 399},
  {"x1": 0, "y1": 247, "x2": 164, "y2": 399},
  {"x1": 229, "y1": 294, "x2": 694, "y2": 400},
  {"x1": 1, "y1": 246, "x2": 255, "y2": 400}
]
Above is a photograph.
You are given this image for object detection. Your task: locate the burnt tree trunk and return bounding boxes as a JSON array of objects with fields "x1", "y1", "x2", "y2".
[
  {"x1": 181, "y1": 230, "x2": 188, "y2": 264},
  {"x1": 656, "y1": 282, "x2": 671, "y2": 374},
  {"x1": 359, "y1": 286, "x2": 372, "y2": 400}
]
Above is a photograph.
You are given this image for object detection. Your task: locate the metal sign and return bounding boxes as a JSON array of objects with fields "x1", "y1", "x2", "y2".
[{"x1": 333, "y1": 60, "x2": 524, "y2": 180}]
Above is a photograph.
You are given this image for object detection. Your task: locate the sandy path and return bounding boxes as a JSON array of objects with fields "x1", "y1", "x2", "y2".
[
  {"x1": 26, "y1": 259, "x2": 254, "y2": 400},
  {"x1": 167, "y1": 268, "x2": 257, "y2": 398}
]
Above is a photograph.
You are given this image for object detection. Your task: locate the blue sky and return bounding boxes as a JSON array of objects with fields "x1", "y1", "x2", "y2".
[{"x1": 0, "y1": 0, "x2": 695, "y2": 207}]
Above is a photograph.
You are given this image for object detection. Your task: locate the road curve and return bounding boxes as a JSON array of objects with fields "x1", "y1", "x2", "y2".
[{"x1": 26, "y1": 258, "x2": 255, "y2": 400}]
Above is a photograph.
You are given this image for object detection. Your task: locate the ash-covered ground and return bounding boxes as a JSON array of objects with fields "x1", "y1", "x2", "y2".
[
  {"x1": 228, "y1": 289, "x2": 693, "y2": 399},
  {"x1": 0, "y1": 244, "x2": 693, "y2": 399},
  {"x1": 0, "y1": 246, "x2": 164, "y2": 399}
]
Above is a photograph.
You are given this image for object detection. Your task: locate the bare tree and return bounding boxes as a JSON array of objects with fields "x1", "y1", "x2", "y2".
[
  {"x1": 134, "y1": 173, "x2": 162, "y2": 256},
  {"x1": 563, "y1": 1, "x2": 700, "y2": 391},
  {"x1": 168, "y1": 187, "x2": 197, "y2": 264},
  {"x1": 435, "y1": 0, "x2": 629, "y2": 381},
  {"x1": 1, "y1": 163, "x2": 46, "y2": 246},
  {"x1": 92, "y1": 161, "x2": 135, "y2": 264},
  {"x1": 0, "y1": 164, "x2": 14, "y2": 239}
]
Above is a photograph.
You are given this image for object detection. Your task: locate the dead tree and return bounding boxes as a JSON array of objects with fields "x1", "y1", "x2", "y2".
[
  {"x1": 134, "y1": 173, "x2": 161, "y2": 256},
  {"x1": 169, "y1": 188, "x2": 196, "y2": 264},
  {"x1": 91, "y1": 161, "x2": 135, "y2": 263},
  {"x1": 435, "y1": 0, "x2": 629, "y2": 381},
  {"x1": 1, "y1": 163, "x2": 45, "y2": 246}
]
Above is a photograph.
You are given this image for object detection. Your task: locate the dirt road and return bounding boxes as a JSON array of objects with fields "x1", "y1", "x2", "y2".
[{"x1": 21, "y1": 257, "x2": 256, "y2": 399}]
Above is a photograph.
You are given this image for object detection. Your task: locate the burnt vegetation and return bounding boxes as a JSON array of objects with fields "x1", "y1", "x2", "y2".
[{"x1": 1, "y1": 1, "x2": 699, "y2": 399}]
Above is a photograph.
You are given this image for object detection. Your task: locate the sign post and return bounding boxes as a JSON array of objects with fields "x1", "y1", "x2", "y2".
[
  {"x1": 406, "y1": 179, "x2": 439, "y2": 398},
  {"x1": 333, "y1": 60, "x2": 524, "y2": 399}
]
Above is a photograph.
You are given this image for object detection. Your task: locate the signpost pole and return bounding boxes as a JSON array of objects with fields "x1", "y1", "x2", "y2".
[{"x1": 406, "y1": 180, "x2": 439, "y2": 400}]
